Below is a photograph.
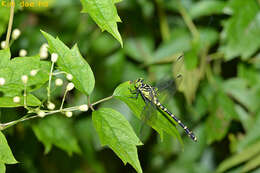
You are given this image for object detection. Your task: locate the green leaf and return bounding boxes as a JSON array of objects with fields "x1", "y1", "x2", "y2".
[
  {"x1": 113, "y1": 81, "x2": 183, "y2": 145},
  {"x1": 80, "y1": 0, "x2": 123, "y2": 46},
  {"x1": 92, "y1": 108, "x2": 143, "y2": 173},
  {"x1": 176, "y1": 65, "x2": 201, "y2": 105},
  {"x1": 236, "y1": 112, "x2": 260, "y2": 152},
  {"x1": 0, "y1": 48, "x2": 10, "y2": 68},
  {"x1": 0, "y1": 54, "x2": 50, "y2": 107},
  {"x1": 124, "y1": 35, "x2": 154, "y2": 63},
  {"x1": 242, "y1": 154, "x2": 260, "y2": 173},
  {"x1": 0, "y1": 163, "x2": 5, "y2": 173},
  {"x1": 190, "y1": 0, "x2": 226, "y2": 19},
  {"x1": 220, "y1": 0, "x2": 260, "y2": 60},
  {"x1": 206, "y1": 90, "x2": 237, "y2": 144},
  {"x1": 153, "y1": 29, "x2": 191, "y2": 61},
  {"x1": 216, "y1": 140, "x2": 260, "y2": 173},
  {"x1": 0, "y1": 131, "x2": 17, "y2": 164},
  {"x1": 0, "y1": 94, "x2": 41, "y2": 107},
  {"x1": 0, "y1": 3, "x2": 10, "y2": 38},
  {"x1": 32, "y1": 115, "x2": 81, "y2": 155},
  {"x1": 41, "y1": 30, "x2": 95, "y2": 96},
  {"x1": 223, "y1": 78, "x2": 259, "y2": 113}
]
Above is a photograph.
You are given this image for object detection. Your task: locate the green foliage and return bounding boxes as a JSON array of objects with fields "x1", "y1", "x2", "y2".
[
  {"x1": 113, "y1": 81, "x2": 183, "y2": 144},
  {"x1": 0, "y1": 131, "x2": 17, "y2": 171},
  {"x1": 41, "y1": 31, "x2": 95, "y2": 96},
  {"x1": 32, "y1": 115, "x2": 81, "y2": 155},
  {"x1": 92, "y1": 108, "x2": 143, "y2": 173},
  {"x1": 0, "y1": 49, "x2": 50, "y2": 107},
  {"x1": 0, "y1": 0, "x2": 260, "y2": 173},
  {"x1": 80, "y1": 0, "x2": 123, "y2": 46},
  {"x1": 220, "y1": 0, "x2": 260, "y2": 60}
]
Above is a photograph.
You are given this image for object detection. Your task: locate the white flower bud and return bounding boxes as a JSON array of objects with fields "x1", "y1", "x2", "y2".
[
  {"x1": 0, "y1": 77, "x2": 5, "y2": 86},
  {"x1": 19, "y1": 49, "x2": 27, "y2": 57},
  {"x1": 1, "y1": 41, "x2": 6, "y2": 49},
  {"x1": 47, "y1": 102, "x2": 55, "y2": 110},
  {"x1": 66, "y1": 73, "x2": 73, "y2": 81},
  {"x1": 21, "y1": 75, "x2": 28, "y2": 84},
  {"x1": 40, "y1": 50, "x2": 48, "y2": 59},
  {"x1": 37, "y1": 111, "x2": 46, "y2": 118},
  {"x1": 65, "y1": 111, "x2": 73, "y2": 118},
  {"x1": 55, "y1": 78, "x2": 63, "y2": 86},
  {"x1": 51, "y1": 53, "x2": 58, "y2": 62},
  {"x1": 13, "y1": 96, "x2": 20, "y2": 103},
  {"x1": 66, "y1": 82, "x2": 74, "y2": 91},
  {"x1": 40, "y1": 43, "x2": 48, "y2": 50},
  {"x1": 12, "y1": 28, "x2": 21, "y2": 40},
  {"x1": 30, "y1": 69, "x2": 38, "y2": 76},
  {"x1": 79, "y1": 104, "x2": 89, "y2": 111}
]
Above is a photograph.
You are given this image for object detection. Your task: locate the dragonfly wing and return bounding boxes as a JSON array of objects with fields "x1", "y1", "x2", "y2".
[{"x1": 138, "y1": 92, "x2": 158, "y2": 141}]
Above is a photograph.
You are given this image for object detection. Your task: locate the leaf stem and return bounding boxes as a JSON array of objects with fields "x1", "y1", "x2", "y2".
[
  {"x1": 91, "y1": 95, "x2": 114, "y2": 107},
  {"x1": 88, "y1": 96, "x2": 95, "y2": 111},
  {"x1": 5, "y1": 0, "x2": 15, "y2": 49},
  {"x1": 60, "y1": 89, "x2": 68, "y2": 110}
]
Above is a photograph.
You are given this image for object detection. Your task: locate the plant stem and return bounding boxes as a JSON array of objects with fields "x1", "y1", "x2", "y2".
[
  {"x1": 0, "y1": 106, "x2": 80, "y2": 131},
  {"x1": 178, "y1": 0, "x2": 199, "y2": 41},
  {"x1": 156, "y1": 0, "x2": 170, "y2": 42},
  {"x1": 0, "y1": 95, "x2": 114, "y2": 131},
  {"x1": 91, "y1": 95, "x2": 114, "y2": 107},
  {"x1": 5, "y1": 0, "x2": 15, "y2": 49},
  {"x1": 60, "y1": 89, "x2": 68, "y2": 110},
  {"x1": 88, "y1": 96, "x2": 95, "y2": 111},
  {"x1": 47, "y1": 61, "x2": 55, "y2": 102}
]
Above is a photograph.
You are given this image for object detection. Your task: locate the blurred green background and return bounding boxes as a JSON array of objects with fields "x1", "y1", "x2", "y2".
[{"x1": 1, "y1": 0, "x2": 260, "y2": 172}]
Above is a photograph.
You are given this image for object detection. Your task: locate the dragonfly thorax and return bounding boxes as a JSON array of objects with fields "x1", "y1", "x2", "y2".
[{"x1": 134, "y1": 78, "x2": 144, "y2": 88}]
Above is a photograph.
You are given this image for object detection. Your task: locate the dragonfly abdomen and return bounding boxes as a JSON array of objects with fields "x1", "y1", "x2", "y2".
[{"x1": 154, "y1": 100, "x2": 197, "y2": 142}]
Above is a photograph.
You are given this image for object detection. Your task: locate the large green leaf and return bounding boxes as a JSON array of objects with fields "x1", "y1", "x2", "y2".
[
  {"x1": 32, "y1": 115, "x2": 81, "y2": 155},
  {"x1": 236, "y1": 112, "x2": 260, "y2": 152},
  {"x1": 223, "y1": 78, "x2": 259, "y2": 113},
  {"x1": 189, "y1": 0, "x2": 226, "y2": 19},
  {"x1": 217, "y1": 140, "x2": 260, "y2": 173},
  {"x1": 80, "y1": 0, "x2": 123, "y2": 46},
  {"x1": 0, "y1": 131, "x2": 17, "y2": 164},
  {"x1": 124, "y1": 35, "x2": 154, "y2": 63},
  {"x1": 113, "y1": 81, "x2": 183, "y2": 145},
  {"x1": 41, "y1": 31, "x2": 95, "y2": 96},
  {"x1": 0, "y1": 163, "x2": 5, "y2": 173},
  {"x1": 0, "y1": 49, "x2": 50, "y2": 107},
  {"x1": 206, "y1": 90, "x2": 238, "y2": 144},
  {"x1": 220, "y1": 0, "x2": 260, "y2": 60},
  {"x1": 92, "y1": 108, "x2": 143, "y2": 173},
  {"x1": 0, "y1": 48, "x2": 10, "y2": 68}
]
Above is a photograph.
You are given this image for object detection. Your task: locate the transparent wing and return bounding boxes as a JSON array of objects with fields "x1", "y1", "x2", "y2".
[
  {"x1": 155, "y1": 55, "x2": 184, "y2": 104},
  {"x1": 138, "y1": 93, "x2": 158, "y2": 141}
]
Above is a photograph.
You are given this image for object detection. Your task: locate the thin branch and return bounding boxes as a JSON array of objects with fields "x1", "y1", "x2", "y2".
[
  {"x1": 47, "y1": 61, "x2": 55, "y2": 102},
  {"x1": 178, "y1": 0, "x2": 199, "y2": 41},
  {"x1": 88, "y1": 96, "x2": 95, "y2": 111},
  {"x1": 91, "y1": 95, "x2": 114, "y2": 107},
  {"x1": 5, "y1": 0, "x2": 15, "y2": 49}
]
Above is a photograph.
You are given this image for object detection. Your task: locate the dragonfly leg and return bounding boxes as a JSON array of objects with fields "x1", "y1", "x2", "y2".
[{"x1": 128, "y1": 88, "x2": 140, "y2": 99}]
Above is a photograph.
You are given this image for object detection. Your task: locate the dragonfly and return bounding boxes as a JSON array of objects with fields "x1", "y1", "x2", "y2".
[{"x1": 130, "y1": 77, "x2": 197, "y2": 142}]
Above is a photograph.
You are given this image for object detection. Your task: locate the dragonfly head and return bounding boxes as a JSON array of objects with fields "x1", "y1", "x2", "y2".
[{"x1": 134, "y1": 78, "x2": 144, "y2": 88}]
